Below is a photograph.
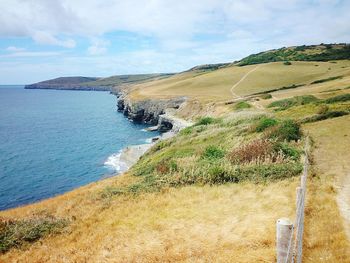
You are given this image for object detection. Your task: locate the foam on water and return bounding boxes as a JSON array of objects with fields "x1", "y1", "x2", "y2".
[
  {"x1": 104, "y1": 151, "x2": 122, "y2": 172},
  {"x1": 145, "y1": 137, "x2": 153, "y2": 143}
]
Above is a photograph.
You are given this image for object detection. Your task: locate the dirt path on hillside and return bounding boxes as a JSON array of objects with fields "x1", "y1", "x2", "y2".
[
  {"x1": 305, "y1": 116, "x2": 350, "y2": 241},
  {"x1": 230, "y1": 64, "x2": 261, "y2": 99},
  {"x1": 337, "y1": 174, "x2": 350, "y2": 240}
]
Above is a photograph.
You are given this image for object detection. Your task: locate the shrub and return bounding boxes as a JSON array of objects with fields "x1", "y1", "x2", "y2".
[
  {"x1": 202, "y1": 145, "x2": 225, "y2": 160},
  {"x1": 284, "y1": 61, "x2": 292, "y2": 65},
  {"x1": 324, "y1": 93, "x2": 350, "y2": 103},
  {"x1": 179, "y1": 127, "x2": 192, "y2": 135},
  {"x1": 228, "y1": 139, "x2": 276, "y2": 164},
  {"x1": 255, "y1": 117, "x2": 278, "y2": 132},
  {"x1": 195, "y1": 117, "x2": 218, "y2": 126},
  {"x1": 207, "y1": 166, "x2": 236, "y2": 184},
  {"x1": 236, "y1": 163, "x2": 303, "y2": 182},
  {"x1": 301, "y1": 111, "x2": 349, "y2": 123},
  {"x1": 268, "y1": 95, "x2": 319, "y2": 110},
  {"x1": 156, "y1": 161, "x2": 170, "y2": 174},
  {"x1": 274, "y1": 143, "x2": 301, "y2": 161},
  {"x1": 0, "y1": 216, "x2": 68, "y2": 254},
  {"x1": 234, "y1": 101, "x2": 251, "y2": 110},
  {"x1": 260, "y1": 94, "x2": 272, "y2": 99},
  {"x1": 268, "y1": 98, "x2": 295, "y2": 109},
  {"x1": 266, "y1": 120, "x2": 301, "y2": 141},
  {"x1": 317, "y1": 104, "x2": 329, "y2": 114},
  {"x1": 311, "y1": 75, "x2": 343, "y2": 84}
]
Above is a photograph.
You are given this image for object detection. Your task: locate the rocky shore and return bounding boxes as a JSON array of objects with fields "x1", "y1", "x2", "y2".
[{"x1": 115, "y1": 91, "x2": 193, "y2": 172}]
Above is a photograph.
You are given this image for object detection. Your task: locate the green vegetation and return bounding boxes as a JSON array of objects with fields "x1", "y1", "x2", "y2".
[
  {"x1": 187, "y1": 63, "x2": 231, "y2": 72},
  {"x1": 284, "y1": 61, "x2": 292, "y2": 65},
  {"x1": 324, "y1": 93, "x2": 350, "y2": 103},
  {"x1": 268, "y1": 95, "x2": 319, "y2": 110},
  {"x1": 252, "y1": 84, "x2": 305, "y2": 96},
  {"x1": 255, "y1": 117, "x2": 278, "y2": 132},
  {"x1": 234, "y1": 101, "x2": 251, "y2": 110},
  {"x1": 202, "y1": 145, "x2": 225, "y2": 160},
  {"x1": 194, "y1": 117, "x2": 221, "y2": 126},
  {"x1": 301, "y1": 111, "x2": 349, "y2": 123},
  {"x1": 238, "y1": 44, "x2": 350, "y2": 66},
  {"x1": 101, "y1": 115, "x2": 303, "y2": 197},
  {"x1": 260, "y1": 94, "x2": 272, "y2": 99},
  {"x1": 311, "y1": 75, "x2": 343, "y2": 84},
  {"x1": 266, "y1": 119, "x2": 302, "y2": 142},
  {"x1": 25, "y1": 73, "x2": 174, "y2": 90},
  {"x1": 0, "y1": 216, "x2": 68, "y2": 254}
]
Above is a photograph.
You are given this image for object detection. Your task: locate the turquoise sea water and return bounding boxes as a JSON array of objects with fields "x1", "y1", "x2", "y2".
[{"x1": 0, "y1": 86, "x2": 156, "y2": 210}]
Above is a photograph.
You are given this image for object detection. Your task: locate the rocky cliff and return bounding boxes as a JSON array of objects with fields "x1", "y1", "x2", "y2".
[{"x1": 117, "y1": 94, "x2": 187, "y2": 126}]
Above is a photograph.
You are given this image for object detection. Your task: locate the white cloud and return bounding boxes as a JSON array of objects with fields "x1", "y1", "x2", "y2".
[
  {"x1": 6, "y1": 46, "x2": 26, "y2": 52},
  {"x1": 32, "y1": 31, "x2": 76, "y2": 48},
  {"x1": 0, "y1": 51, "x2": 63, "y2": 58},
  {"x1": 0, "y1": 0, "x2": 349, "y2": 50},
  {"x1": 87, "y1": 38, "x2": 110, "y2": 55},
  {"x1": 0, "y1": 0, "x2": 349, "y2": 84}
]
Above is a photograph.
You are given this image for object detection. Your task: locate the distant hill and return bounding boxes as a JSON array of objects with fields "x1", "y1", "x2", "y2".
[
  {"x1": 25, "y1": 74, "x2": 174, "y2": 91},
  {"x1": 186, "y1": 63, "x2": 232, "y2": 72},
  {"x1": 238, "y1": 43, "x2": 350, "y2": 66}
]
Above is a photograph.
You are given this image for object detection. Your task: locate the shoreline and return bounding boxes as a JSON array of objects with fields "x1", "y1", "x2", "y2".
[{"x1": 0, "y1": 90, "x2": 191, "y2": 212}]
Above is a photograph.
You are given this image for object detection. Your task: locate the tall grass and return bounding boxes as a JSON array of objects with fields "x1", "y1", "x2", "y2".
[{"x1": 0, "y1": 216, "x2": 68, "y2": 254}]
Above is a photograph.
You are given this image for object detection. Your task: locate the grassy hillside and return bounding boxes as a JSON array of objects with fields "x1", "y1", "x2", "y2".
[
  {"x1": 2, "y1": 44, "x2": 350, "y2": 262},
  {"x1": 25, "y1": 73, "x2": 173, "y2": 91},
  {"x1": 238, "y1": 43, "x2": 350, "y2": 66},
  {"x1": 128, "y1": 60, "x2": 350, "y2": 107}
]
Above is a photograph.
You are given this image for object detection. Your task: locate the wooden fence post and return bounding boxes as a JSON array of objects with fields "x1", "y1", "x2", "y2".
[{"x1": 276, "y1": 218, "x2": 294, "y2": 263}]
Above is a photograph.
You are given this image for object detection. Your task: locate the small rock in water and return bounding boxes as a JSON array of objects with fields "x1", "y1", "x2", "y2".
[{"x1": 152, "y1": 136, "x2": 160, "y2": 142}]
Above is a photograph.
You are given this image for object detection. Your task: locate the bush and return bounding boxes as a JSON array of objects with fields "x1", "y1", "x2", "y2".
[
  {"x1": 301, "y1": 111, "x2": 349, "y2": 123},
  {"x1": 179, "y1": 127, "x2": 192, "y2": 135},
  {"x1": 268, "y1": 95, "x2": 319, "y2": 110},
  {"x1": 317, "y1": 104, "x2": 329, "y2": 114},
  {"x1": 195, "y1": 117, "x2": 219, "y2": 126},
  {"x1": 202, "y1": 145, "x2": 225, "y2": 160},
  {"x1": 156, "y1": 161, "x2": 170, "y2": 174},
  {"x1": 324, "y1": 93, "x2": 350, "y2": 103},
  {"x1": 0, "y1": 216, "x2": 68, "y2": 254},
  {"x1": 274, "y1": 143, "x2": 301, "y2": 161},
  {"x1": 228, "y1": 139, "x2": 276, "y2": 164},
  {"x1": 234, "y1": 101, "x2": 251, "y2": 110},
  {"x1": 255, "y1": 117, "x2": 278, "y2": 132},
  {"x1": 284, "y1": 61, "x2": 292, "y2": 65},
  {"x1": 266, "y1": 120, "x2": 301, "y2": 141},
  {"x1": 311, "y1": 75, "x2": 343, "y2": 84},
  {"x1": 260, "y1": 94, "x2": 272, "y2": 99},
  {"x1": 236, "y1": 163, "x2": 303, "y2": 182}
]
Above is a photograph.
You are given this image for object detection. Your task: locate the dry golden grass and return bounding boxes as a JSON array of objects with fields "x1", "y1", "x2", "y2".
[
  {"x1": 128, "y1": 61, "x2": 350, "y2": 104},
  {"x1": 1, "y1": 177, "x2": 300, "y2": 263},
  {"x1": 304, "y1": 115, "x2": 350, "y2": 244},
  {"x1": 2, "y1": 63, "x2": 350, "y2": 262}
]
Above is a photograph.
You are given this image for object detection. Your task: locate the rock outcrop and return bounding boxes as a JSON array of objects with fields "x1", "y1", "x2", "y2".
[{"x1": 117, "y1": 95, "x2": 187, "y2": 126}]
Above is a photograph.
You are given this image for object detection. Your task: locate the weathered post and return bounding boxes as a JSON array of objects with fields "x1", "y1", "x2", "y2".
[
  {"x1": 293, "y1": 187, "x2": 303, "y2": 261},
  {"x1": 300, "y1": 175, "x2": 306, "y2": 189},
  {"x1": 276, "y1": 218, "x2": 293, "y2": 263}
]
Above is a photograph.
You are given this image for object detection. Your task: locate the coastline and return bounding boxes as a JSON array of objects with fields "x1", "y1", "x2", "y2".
[{"x1": 108, "y1": 89, "x2": 193, "y2": 174}]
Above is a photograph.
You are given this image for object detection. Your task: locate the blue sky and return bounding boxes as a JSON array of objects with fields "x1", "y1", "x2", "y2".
[{"x1": 0, "y1": 0, "x2": 349, "y2": 84}]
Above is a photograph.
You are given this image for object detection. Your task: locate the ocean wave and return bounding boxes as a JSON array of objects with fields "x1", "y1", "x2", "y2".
[
  {"x1": 104, "y1": 151, "x2": 127, "y2": 173},
  {"x1": 145, "y1": 137, "x2": 153, "y2": 143}
]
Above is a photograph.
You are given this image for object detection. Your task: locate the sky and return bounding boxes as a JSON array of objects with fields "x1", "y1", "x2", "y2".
[{"x1": 0, "y1": 0, "x2": 349, "y2": 84}]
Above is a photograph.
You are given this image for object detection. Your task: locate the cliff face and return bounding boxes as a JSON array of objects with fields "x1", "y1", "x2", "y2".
[{"x1": 117, "y1": 95, "x2": 187, "y2": 126}]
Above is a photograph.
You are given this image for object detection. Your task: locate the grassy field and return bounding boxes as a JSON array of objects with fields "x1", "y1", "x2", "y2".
[
  {"x1": 1, "y1": 47, "x2": 350, "y2": 262},
  {"x1": 1, "y1": 110, "x2": 349, "y2": 262},
  {"x1": 128, "y1": 60, "x2": 350, "y2": 103}
]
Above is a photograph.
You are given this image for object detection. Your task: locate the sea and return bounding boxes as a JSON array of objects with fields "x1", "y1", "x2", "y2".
[{"x1": 0, "y1": 86, "x2": 157, "y2": 210}]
